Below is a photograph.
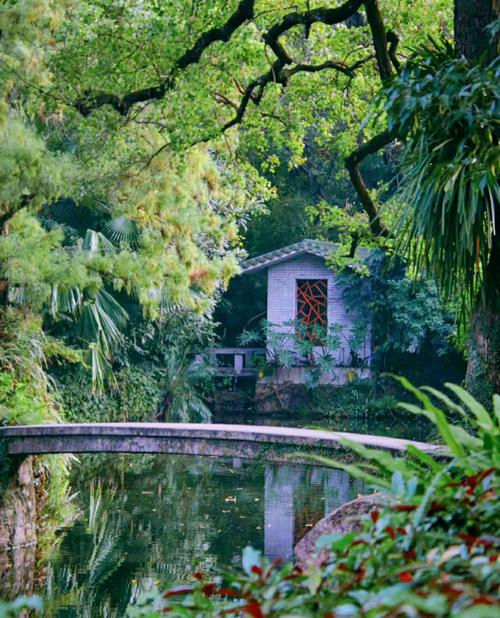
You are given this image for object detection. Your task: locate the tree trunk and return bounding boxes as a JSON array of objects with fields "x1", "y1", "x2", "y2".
[
  {"x1": 454, "y1": 0, "x2": 499, "y2": 63},
  {"x1": 455, "y1": 0, "x2": 500, "y2": 400},
  {"x1": 465, "y1": 243, "x2": 500, "y2": 402},
  {"x1": 465, "y1": 184, "x2": 500, "y2": 405}
]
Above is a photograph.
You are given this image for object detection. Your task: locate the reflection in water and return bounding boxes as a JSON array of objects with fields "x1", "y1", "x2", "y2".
[{"x1": 1, "y1": 453, "x2": 361, "y2": 616}]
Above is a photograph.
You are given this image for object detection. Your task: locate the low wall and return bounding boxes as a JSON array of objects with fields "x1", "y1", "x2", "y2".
[{"x1": 259, "y1": 367, "x2": 371, "y2": 385}]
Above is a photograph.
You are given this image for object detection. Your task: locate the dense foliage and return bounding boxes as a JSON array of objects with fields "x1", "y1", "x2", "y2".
[
  {"x1": 137, "y1": 382, "x2": 499, "y2": 617},
  {"x1": 0, "y1": 0, "x2": 269, "y2": 407},
  {"x1": 0, "y1": 1, "x2": 498, "y2": 613},
  {"x1": 385, "y1": 42, "x2": 500, "y2": 316},
  {"x1": 2, "y1": 0, "x2": 497, "y2": 407},
  {"x1": 336, "y1": 251, "x2": 463, "y2": 383}
]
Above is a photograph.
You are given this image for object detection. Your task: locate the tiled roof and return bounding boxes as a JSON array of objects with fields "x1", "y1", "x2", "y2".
[{"x1": 241, "y1": 239, "x2": 369, "y2": 273}]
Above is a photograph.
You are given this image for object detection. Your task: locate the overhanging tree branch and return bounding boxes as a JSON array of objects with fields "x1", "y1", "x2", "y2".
[
  {"x1": 75, "y1": 0, "x2": 367, "y2": 117},
  {"x1": 219, "y1": 54, "x2": 373, "y2": 133},
  {"x1": 345, "y1": 128, "x2": 396, "y2": 237},
  {"x1": 86, "y1": 0, "x2": 399, "y2": 241},
  {"x1": 75, "y1": 0, "x2": 256, "y2": 116},
  {"x1": 364, "y1": 0, "x2": 393, "y2": 81},
  {"x1": 263, "y1": 0, "x2": 365, "y2": 63},
  {"x1": 387, "y1": 29, "x2": 401, "y2": 73}
]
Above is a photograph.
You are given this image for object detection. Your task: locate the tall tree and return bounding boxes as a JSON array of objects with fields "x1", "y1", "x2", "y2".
[
  {"x1": 454, "y1": 0, "x2": 500, "y2": 398},
  {"x1": 3, "y1": 1, "x2": 499, "y2": 393}
]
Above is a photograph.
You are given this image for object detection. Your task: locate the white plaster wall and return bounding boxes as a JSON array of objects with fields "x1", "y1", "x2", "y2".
[{"x1": 266, "y1": 254, "x2": 370, "y2": 364}]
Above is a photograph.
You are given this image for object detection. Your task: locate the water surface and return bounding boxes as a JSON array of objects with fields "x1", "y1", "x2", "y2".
[{"x1": 41, "y1": 453, "x2": 361, "y2": 616}]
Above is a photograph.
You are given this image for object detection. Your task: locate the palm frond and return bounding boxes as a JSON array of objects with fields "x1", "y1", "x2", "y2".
[
  {"x1": 51, "y1": 285, "x2": 83, "y2": 317},
  {"x1": 83, "y1": 229, "x2": 116, "y2": 255},
  {"x1": 103, "y1": 215, "x2": 139, "y2": 247},
  {"x1": 82, "y1": 344, "x2": 115, "y2": 393},
  {"x1": 159, "y1": 350, "x2": 212, "y2": 422},
  {"x1": 80, "y1": 290, "x2": 128, "y2": 353},
  {"x1": 385, "y1": 46, "x2": 500, "y2": 320}
]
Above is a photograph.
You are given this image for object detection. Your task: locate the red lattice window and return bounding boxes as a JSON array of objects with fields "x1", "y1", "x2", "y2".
[{"x1": 296, "y1": 279, "x2": 328, "y2": 331}]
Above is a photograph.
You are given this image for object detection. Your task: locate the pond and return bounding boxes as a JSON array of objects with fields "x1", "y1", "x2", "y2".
[
  {"x1": 215, "y1": 408, "x2": 433, "y2": 442},
  {"x1": 27, "y1": 453, "x2": 362, "y2": 617}
]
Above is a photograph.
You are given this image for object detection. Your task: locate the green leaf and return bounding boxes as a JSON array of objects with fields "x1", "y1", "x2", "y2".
[
  {"x1": 242, "y1": 546, "x2": 261, "y2": 577},
  {"x1": 392, "y1": 376, "x2": 465, "y2": 457},
  {"x1": 445, "y1": 383, "x2": 495, "y2": 431},
  {"x1": 405, "y1": 444, "x2": 442, "y2": 472},
  {"x1": 493, "y1": 394, "x2": 500, "y2": 425},
  {"x1": 305, "y1": 455, "x2": 391, "y2": 490},
  {"x1": 454, "y1": 607, "x2": 500, "y2": 618},
  {"x1": 339, "y1": 437, "x2": 416, "y2": 476},
  {"x1": 315, "y1": 532, "x2": 357, "y2": 551}
]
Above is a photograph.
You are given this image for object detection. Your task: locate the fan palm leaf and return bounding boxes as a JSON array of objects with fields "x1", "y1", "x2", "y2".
[
  {"x1": 103, "y1": 215, "x2": 139, "y2": 247},
  {"x1": 159, "y1": 350, "x2": 213, "y2": 422}
]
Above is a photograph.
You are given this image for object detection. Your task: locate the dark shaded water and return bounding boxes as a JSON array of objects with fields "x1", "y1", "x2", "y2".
[
  {"x1": 37, "y1": 453, "x2": 362, "y2": 617},
  {"x1": 215, "y1": 409, "x2": 433, "y2": 442}
]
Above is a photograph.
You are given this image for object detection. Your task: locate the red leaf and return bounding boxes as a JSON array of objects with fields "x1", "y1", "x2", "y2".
[
  {"x1": 219, "y1": 588, "x2": 243, "y2": 597},
  {"x1": 399, "y1": 572, "x2": 413, "y2": 583},
  {"x1": 481, "y1": 489, "x2": 496, "y2": 501},
  {"x1": 193, "y1": 572, "x2": 204, "y2": 581},
  {"x1": 441, "y1": 586, "x2": 465, "y2": 600},
  {"x1": 404, "y1": 549, "x2": 417, "y2": 560},
  {"x1": 428, "y1": 501, "x2": 445, "y2": 515},
  {"x1": 340, "y1": 568, "x2": 366, "y2": 593},
  {"x1": 458, "y1": 533, "x2": 476, "y2": 545},
  {"x1": 202, "y1": 583, "x2": 218, "y2": 597},
  {"x1": 472, "y1": 596, "x2": 495, "y2": 605},
  {"x1": 395, "y1": 504, "x2": 417, "y2": 512},
  {"x1": 370, "y1": 510, "x2": 380, "y2": 523},
  {"x1": 251, "y1": 565, "x2": 263, "y2": 576},
  {"x1": 351, "y1": 539, "x2": 368, "y2": 547},
  {"x1": 445, "y1": 468, "x2": 496, "y2": 492},
  {"x1": 477, "y1": 538, "x2": 493, "y2": 549},
  {"x1": 164, "y1": 587, "x2": 194, "y2": 597},
  {"x1": 243, "y1": 600, "x2": 265, "y2": 618},
  {"x1": 386, "y1": 526, "x2": 395, "y2": 540},
  {"x1": 396, "y1": 527, "x2": 407, "y2": 535}
]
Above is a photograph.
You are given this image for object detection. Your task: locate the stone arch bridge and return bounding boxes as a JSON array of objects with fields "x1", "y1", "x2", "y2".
[{"x1": 0, "y1": 423, "x2": 440, "y2": 464}]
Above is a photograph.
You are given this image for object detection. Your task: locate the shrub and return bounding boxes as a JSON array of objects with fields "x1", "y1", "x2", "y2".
[
  {"x1": 56, "y1": 365, "x2": 163, "y2": 423},
  {"x1": 134, "y1": 381, "x2": 499, "y2": 617},
  {"x1": 311, "y1": 379, "x2": 399, "y2": 419},
  {"x1": 0, "y1": 372, "x2": 53, "y2": 426}
]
